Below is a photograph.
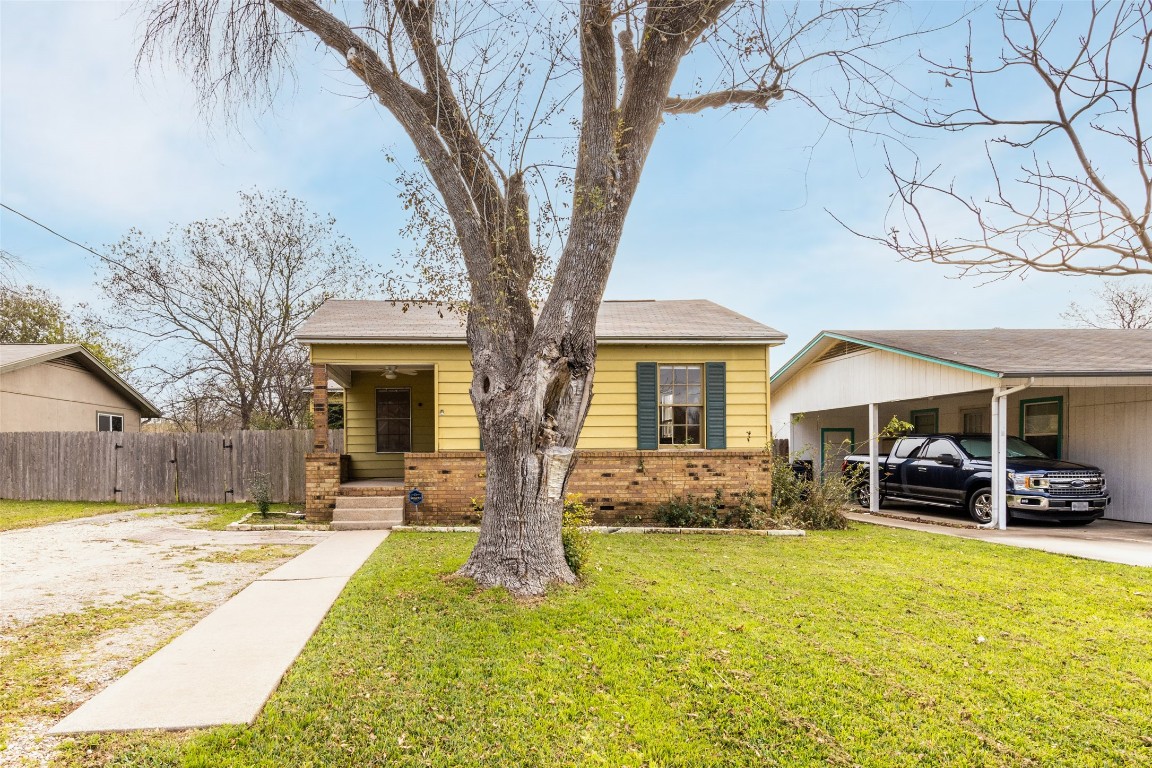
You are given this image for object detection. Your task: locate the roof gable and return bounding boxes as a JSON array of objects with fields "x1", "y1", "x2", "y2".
[
  {"x1": 0, "y1": 344, "x2": 161, "y2": 418},
  {"x1": 772, "y1": 329, "x2": 1152, "y2": 389}
]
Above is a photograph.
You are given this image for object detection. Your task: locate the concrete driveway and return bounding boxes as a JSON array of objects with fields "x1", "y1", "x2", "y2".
[{"x1": 847, "y1": 508, "x2": 1152, "y2": 567}]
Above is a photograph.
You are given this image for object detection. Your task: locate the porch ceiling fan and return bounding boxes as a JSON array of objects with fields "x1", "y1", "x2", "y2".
[{"x1": 380, "y1": 365, "x2": 419, "y2": 380}]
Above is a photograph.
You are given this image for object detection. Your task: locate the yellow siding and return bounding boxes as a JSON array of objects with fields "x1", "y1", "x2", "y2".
[
  {"x1": 311, "y1": 342, "x2": 774, "y2": 461},
  {"x1": 579, "y1": 345, "x2": 771, "y2": 450}
]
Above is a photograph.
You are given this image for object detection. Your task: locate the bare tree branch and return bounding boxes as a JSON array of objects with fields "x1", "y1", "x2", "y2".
[{"x1": 866, "y1": 0, "x2": 1152, "y2": 278}]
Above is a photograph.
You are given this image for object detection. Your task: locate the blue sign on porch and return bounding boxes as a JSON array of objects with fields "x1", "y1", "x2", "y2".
[{"x1": 407, "y1": 489, "x2": 424, "y2": 506}]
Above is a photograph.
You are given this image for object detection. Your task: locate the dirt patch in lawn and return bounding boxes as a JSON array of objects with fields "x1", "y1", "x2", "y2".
[{"x1": 0, "y1": 508, "x2": 330, "y2": 767}]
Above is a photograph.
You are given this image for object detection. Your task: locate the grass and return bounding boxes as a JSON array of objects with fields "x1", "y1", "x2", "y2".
[
  {"x1": 0, "y1": 501, "x2": 144, "y2": 531},
  {"x1": 195, "y1": 545, "x2": 310, "y2": 565},
  {"x1": 55, "y1": 526, "x2": 1152, "y2": 767},
  {"x1": 0, "y1": 500, "x2": 303, "y2": 532},
  {"x1": 0, "y1": 596, "x2": 201, "y2": 746}
]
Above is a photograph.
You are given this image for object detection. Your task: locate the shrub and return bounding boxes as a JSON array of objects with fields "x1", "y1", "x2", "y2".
[
  {"x1": 655, "y1": 489, "x2": 774, "y2": 529},
  {"x1": 769, "y1": 455, "x2": 851, "y2": 531},
  {"x1": 561, "y1": 493, "x2": 593, "y2": 577},
  {"x1": 249, "y1": 472, "x2": 272, "y2": 517}
]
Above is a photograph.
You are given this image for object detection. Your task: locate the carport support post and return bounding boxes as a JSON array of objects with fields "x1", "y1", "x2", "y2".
[
  {"x1": 992, "y1": 394, "x2": 1007, "y2": 530},
  {"x1": 992, "y1": 380, "x2": 1034, "y2": 530},
  {"x1": 868, "y1": 403, "x2": 880, "y2": 512}
]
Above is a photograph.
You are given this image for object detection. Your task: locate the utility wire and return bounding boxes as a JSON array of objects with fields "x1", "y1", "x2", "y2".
[
  {"x1": 1, "y1": 202, "x2": 114, "y2": 266},
  {"x1": 0, "y1": 202, "x2": 214, "y2": 304}
]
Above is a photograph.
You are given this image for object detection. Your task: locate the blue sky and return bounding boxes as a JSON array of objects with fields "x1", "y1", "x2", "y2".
[{"x1": 0, "y1": 1, "x2": 1140, "y2": 370}]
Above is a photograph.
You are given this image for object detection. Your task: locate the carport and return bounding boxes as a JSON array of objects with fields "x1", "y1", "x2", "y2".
[{"x1": 770, "y1": 330, "x2": 1152, "y2": 527}]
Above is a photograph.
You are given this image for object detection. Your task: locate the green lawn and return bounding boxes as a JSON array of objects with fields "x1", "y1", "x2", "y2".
[
  {"x1": 0, "y1": 500, "x2": 301, "y2": 531},
  {"x1": 60, "y1": 527, "x2": 1152, "y2": 767},
  {"x1": 0, "y1": 500, "x2": 146, "y2": 531}
]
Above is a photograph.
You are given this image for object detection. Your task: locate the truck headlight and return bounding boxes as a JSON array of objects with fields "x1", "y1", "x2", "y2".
[{"x1": 1012, "y1": 474, "x2": 1048, "y2": 490}]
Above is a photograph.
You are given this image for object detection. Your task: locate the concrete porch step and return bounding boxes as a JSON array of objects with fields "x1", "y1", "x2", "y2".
[
  {"x1": 335, "y1": 496, "x2": 404, "y2": 510},
  {"x1": 332, "y1": 507, "x2": 404, "y2": 523}
]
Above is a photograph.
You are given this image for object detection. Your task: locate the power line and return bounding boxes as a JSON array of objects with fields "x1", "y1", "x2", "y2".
[
  {"x1": 0, "y1": 202, "x2": 207, "y2": 305},
  {"x1": 1, "y1": 202, "x2": 114, "y2": 265}
]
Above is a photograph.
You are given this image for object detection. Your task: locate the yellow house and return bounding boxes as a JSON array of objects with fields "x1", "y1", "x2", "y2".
[{"x1": 297, "y1": 299, "x2": 786, "y2": 525}]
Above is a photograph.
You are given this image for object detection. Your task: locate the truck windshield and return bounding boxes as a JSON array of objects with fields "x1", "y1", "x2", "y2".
[{"x1": 959, "y1": 437, "x2": 1050, "y2": 459}]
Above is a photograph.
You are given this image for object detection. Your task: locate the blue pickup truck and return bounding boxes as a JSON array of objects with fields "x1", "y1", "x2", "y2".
[{"x1": 842, "y1": 433, "x2": 1110, "y2": 525}]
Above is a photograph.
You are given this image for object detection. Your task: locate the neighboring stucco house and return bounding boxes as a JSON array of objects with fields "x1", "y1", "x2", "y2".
[
  {"x1": 296, "y1": 299, "x2": 786, "y2": 524},
  {"x1": 770, "y1": 329, "x2": 1152, "y2": 524},
  {"x1": 0, "y1": 344, "x2": 160, "y2": 432}
]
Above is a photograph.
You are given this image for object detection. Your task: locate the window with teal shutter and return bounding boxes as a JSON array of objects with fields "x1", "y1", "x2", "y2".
[
  {"x1": 636, "y1": 362, "x2": 658, "y2": 449},
  {"x1": 705, "y1": 362, "x2": 726, "y2": 449}
]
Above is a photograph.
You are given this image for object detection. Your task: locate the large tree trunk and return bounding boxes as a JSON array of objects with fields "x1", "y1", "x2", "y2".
[
  {"x1": 458, "y1": 314, "x2": 599, "y2": 594},
  {"x1": 456, "y1": 425, "x2": 577, "y2": 593}
]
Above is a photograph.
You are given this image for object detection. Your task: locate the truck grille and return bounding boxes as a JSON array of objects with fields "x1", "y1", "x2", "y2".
[{"x1": 1047, "y1": 471, "x2": 1105, "y2": 498}]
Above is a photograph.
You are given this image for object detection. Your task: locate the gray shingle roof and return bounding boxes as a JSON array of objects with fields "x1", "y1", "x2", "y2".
[
  {"x1": 0, "y1": 343, "x2": 162, "y2": 417},
  {"x1": 0, "y1": 343, "x2": 80, "y2": 368},
  {"x1": 297, "y1": 300, "x2": 785, "y2": 344},
  {"x1": 825, "y1": 329, "x2": 1152, "y2": 377}
]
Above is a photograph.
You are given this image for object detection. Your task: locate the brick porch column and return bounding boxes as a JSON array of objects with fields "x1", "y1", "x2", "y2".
[{"x1": 312, "y1": 363, "x2": 328, "y2": 451}]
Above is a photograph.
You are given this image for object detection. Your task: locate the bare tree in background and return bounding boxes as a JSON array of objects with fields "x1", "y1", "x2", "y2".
[
  {"x1": 140, "y1": 0, "x2": 932, "y2": 595},
  {"x1": 1062, "y1": 281, "x2": 1152, "y2": 328},
  {"x1": 103, "y1": 190, "x2": 368, "y2": 430},
  {"x1": 867, "y1": 0, "x2": 1151, "y2": 278}
]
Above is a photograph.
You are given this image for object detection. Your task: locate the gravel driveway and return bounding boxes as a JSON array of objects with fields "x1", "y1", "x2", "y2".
[{"x1": 0, "y1": 508, "x2": 331, "y2": 766}]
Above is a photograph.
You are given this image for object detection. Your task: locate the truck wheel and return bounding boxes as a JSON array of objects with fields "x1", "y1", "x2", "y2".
[
  {"x1": 855, "y1": 483, "x2": 881, "y2": 509},
  {"x1": 967, "y1": 488, "x2": 993, "y2": 524}
]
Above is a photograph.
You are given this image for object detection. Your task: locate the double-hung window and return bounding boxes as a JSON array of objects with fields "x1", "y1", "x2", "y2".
[
  {"x1": 1020, "y1": 397, "x2": 1062, "y2": 458},
  {"x1": 637, "y1": 361, "x2": 725, "y2": 450},
  {"x1": 658, "y1": 364, "x2": 703, "y2": 447}
]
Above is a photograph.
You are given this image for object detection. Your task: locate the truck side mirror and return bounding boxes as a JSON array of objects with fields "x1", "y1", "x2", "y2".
[{"x1": 937, "y1": 453, "x2": 962, "y2": 467}]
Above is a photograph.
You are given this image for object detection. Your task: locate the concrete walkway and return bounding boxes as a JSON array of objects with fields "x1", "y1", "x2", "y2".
[
  {"x1": 50, "y1": 530, "x2": 389, "y2": 734},
  {"x1": 848, "y1": 511, "x2": 1152, "y2": 567}
]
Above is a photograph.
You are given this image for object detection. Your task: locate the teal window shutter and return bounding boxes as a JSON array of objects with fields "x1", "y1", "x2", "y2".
[
  {"x1": 636, "y1": 362, "x2": 658, "y2": 450},
  {"x1": 705, "y1": 362, "x2": 726, "y2": 449}
]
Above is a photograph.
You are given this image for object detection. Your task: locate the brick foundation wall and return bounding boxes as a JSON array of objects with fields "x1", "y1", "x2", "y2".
[
  {"x1": 403, "y1": 450, "x2": 771, "y2": 525},
  {"x1": 305, "y1": 452, "x2": 341, "y2": 522}
]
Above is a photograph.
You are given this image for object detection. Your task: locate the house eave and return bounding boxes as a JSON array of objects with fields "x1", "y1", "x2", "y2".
[{"x1": 299, "y1": 335, "x2": 786, "y2": 347}]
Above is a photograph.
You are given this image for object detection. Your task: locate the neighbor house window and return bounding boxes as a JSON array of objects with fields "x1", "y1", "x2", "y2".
[
  {"x1": 910, "y1": 408, "x2": 939, "y2": 434},
  {"x1": 375, "y1": 389, "x2": 411, "y2": 452},
  {"x1": 1020, "y1": 397, "x2": 1062, "y2": 458},
  {"x1": 658, "y1": 364, "x2": 703, "y2": 446},
  {"x1": 97, "y1": 413, "x2": 124, "y2": 432}
]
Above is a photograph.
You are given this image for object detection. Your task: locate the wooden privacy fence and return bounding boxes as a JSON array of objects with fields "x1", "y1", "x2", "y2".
[{"x1": 0, "y1": 429, "x2": 343, "y2": 504}]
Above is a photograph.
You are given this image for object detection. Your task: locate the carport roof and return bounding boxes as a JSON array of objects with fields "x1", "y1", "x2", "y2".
[{"x1": 772, "y1": 328, "x2": 1152, "y2": 386}]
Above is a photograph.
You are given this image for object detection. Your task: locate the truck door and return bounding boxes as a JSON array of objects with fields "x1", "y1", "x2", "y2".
[
  {"x1": 891, "y1": 437, "x2": 928, "y2": 498},
  {"x1": 916, "y1": 438, "x2": 966, "y2": 503}
]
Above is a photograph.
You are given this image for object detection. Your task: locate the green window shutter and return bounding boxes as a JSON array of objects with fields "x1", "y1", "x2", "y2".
[
  {"x1": 705, "y1": 362, "x2": 727, "y2": 449},
  {"x1": 636, "y1": 362, "x2": 658, "y2": 450}
]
